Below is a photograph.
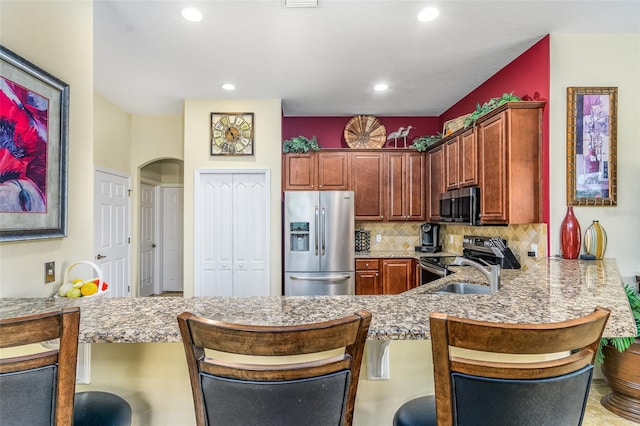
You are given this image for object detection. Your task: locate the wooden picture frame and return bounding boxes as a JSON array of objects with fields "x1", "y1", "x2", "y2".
[
  {"x1": 210, "y1": 112, "x2": 254, "y2": 156},
  {"x1": 0, "y1": 46, "x2": 69, "y2": 241},
  {"x1": 566, "y1": 87, "x2": 617, "y2": 206}
]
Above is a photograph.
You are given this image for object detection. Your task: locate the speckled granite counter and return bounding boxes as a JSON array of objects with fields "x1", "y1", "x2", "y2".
[{"x1": 1, "y1": 258, "x2": 635, "y2": 343}]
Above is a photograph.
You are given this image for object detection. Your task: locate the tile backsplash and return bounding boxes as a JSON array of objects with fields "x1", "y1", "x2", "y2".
[{"x1": 355, "y1": 222, "x2": 548, "y2": 270}]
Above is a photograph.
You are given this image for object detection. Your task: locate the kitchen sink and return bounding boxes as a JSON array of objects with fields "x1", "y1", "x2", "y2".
[{"x1": 433, "y1": 282, "x2": 492, "y2": 295}]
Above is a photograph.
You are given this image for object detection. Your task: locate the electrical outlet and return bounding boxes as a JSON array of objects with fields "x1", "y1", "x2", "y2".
[
  {"x1": 531, "y1": 244, "x2": 538, "y2": 257},
  {"x1": 449, "y1": 235, "x2": 454, "y2": 243},
  {"x1": 376, "y1": 233, "x2": 382, "y2": 243},
  {"x1": 45, "y1": 261, "x2": 55, "y2": 283}
]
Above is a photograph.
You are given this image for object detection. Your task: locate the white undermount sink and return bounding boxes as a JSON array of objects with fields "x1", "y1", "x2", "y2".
[{"x1": 433, "y1": 282, "x2": 492, "y2": 295}]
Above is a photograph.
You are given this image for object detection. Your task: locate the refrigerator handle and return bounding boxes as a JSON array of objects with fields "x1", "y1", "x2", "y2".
[
  {"x1": 315, "y1": 205, "x2": 319, "y2": 256},
  {"x1": 321, "y1": 206, "x2": 326, "y2": 256}
]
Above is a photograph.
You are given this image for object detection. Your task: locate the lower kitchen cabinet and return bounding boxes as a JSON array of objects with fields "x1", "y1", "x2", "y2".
[
  {"x1": 381, "y1": 258, "x2": 415, "y2": 295},
  {"x1": 355, "y1": 259, "x2": 380, "y2": 295}
]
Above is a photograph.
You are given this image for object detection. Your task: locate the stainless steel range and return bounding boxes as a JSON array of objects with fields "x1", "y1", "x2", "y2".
[
  {"x1": 417, "y1": 256, "x2": 456, "y2": 285},
  {"x1": 462, "y1": 235, "x2": 521, "y2": 269}
]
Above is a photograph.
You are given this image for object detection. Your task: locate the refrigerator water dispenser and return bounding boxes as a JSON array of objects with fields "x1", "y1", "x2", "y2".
[{"x1": 290, "y1": 222, "x2": 309, "y2": 252}]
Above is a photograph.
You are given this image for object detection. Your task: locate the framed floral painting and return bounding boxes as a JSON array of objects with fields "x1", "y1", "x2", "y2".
[
  {"x1": 0, "y1": 46, "x2": 69, "y2": 241},
  {"x1": 566, "y1": 87, "x2": 617, "y2": 206}
]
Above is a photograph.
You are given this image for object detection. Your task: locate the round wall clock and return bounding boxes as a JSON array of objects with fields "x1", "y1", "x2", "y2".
[{"x1": 211, "y1": 112, "x2": 254, "y2": 155}]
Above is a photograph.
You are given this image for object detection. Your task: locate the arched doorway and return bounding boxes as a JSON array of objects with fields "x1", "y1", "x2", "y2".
[{"x1": 139, "y1": 158, "x2": 184, "y2": 296}]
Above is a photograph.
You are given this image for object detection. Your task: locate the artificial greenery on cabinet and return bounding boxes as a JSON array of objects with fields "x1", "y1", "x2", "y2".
[{"x1": 282, "y1": 135, "x2": 320, "y2": 153}]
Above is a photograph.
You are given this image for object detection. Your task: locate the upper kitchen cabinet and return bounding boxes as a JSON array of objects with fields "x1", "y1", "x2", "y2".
[
  {"x1": 445, "y1": 128, "x2": 477, "y2": 190},
  {"x1": 317, "y1": 151, "x2": 350, "y2": 190},
  {"x1": 351, "y1": 152, "x2": 386, "y2": 220},
  {"x1": 283, "y1": 153, "x2": 315, "y2": 190},
  {"x1": 427, "y1": 145, "x2": 445, "y2": 222},
  {"x1": 477, "y1": 102, "x2": 544, "y2": 224},
  {"x1": 387, "y1": 152, "x2": 426, "y2": 221}
]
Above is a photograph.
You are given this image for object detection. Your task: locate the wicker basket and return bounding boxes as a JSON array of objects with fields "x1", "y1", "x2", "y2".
[
  {"x1": 442, "y1": 113, "x2": 471, "y2": 137},
  {"x1": 59, "y1": 260, "x2": 109, "y2": 298}
]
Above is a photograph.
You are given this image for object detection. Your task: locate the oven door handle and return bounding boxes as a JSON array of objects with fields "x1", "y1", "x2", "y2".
[{"x1": 418, "y1": 262, "x2": 446, "y2": 276}]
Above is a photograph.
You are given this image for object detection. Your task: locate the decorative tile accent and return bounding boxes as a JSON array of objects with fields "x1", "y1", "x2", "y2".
[{"x1": 356, "y1": 222, "x2": 547, "y2": 270}]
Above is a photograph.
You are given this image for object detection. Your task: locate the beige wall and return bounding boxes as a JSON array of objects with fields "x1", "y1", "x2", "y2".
[
  {"x1": 182, "y1": 99, "x2": 283, "y2": 297},
  {"x1": 0, "y1": 1, "x2": 94, "y2": 297},
  {"x1": 549, "y1": 34, "x2": 640, "y2": 285},
  {"x1": 94, "y1": 94, "x2": 131, "y2": 173}
]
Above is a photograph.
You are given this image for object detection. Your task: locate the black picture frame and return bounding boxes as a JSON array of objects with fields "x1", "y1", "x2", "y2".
[{"x1": 0, "y1": 45, "x2": 69, "y2": 241}]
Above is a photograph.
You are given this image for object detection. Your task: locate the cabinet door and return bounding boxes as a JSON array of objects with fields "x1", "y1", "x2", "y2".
[
  {"x1": 388, "y1": 152, "x2": 426, "y2": 221},
  {"x1": 478, "y1": 113, "x2": 508, "y2": 223},
  {"x1": 317, "y1": 151, "x2": 350, "y2": 190},
  {"x1": 459, "y1": 128, "x2": 478, "y2": 187},
  {"x1": 351, "y1": 152, "x2": 385, "y2": 220},
  {"x1": 381, "y1": 259, "x2": 413, "y2": 294},
  {"x1": 283, "y1": 153, "x2": 315, "y2": 190},
  {"x1": 427, "y1": 145, "x2": 445, "y2": 222},
  {"x1": 405, "y1": 152, "x2": 426, "y2": 220},
  {"x1": 445, "y1": 137, "x2": 460, "y2": 190},
  {"x1": 387, "y1": 152, "x2": 406, "y2": 220}
]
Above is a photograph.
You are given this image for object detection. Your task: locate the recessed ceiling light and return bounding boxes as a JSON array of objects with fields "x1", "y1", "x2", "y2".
[
  {"x1": 374, "y1": 83, "x2": 389, "y2": 92},
  {"x1": 417, "y1": 7, "x2": 439, "y2": 22},
  {"x1": 181, "y1": 7, "x2": 203, "y2": 23},
  {"x1": 222, "y1": 83, "x2": 236, "y2": 91}
]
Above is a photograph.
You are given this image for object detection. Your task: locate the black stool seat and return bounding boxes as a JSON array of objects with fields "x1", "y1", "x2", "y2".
[
  {"x1": 74, "y1": 391, "x2": 132, "y2": 426},
  {"x1": 393, "y1": 395, "x2": 437, "y2": 426}
]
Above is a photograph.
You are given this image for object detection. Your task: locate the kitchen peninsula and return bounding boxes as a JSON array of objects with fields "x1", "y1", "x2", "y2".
[
  {"x1": 1, "y1": 257, "x2": 635, "y2": 426},
  {"x1": 1, "y1": 258, "x2": 635, "y2": 341}
]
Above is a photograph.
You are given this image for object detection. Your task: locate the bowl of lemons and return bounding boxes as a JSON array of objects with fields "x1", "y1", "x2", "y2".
[{"x1": 57, "y1": 261, "x2": 109, "y2": 298}]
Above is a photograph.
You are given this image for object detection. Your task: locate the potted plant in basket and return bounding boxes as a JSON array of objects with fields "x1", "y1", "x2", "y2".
[
  {"x1": 597, "y1": 283, "x2": 640, "y2": 423},
  {"x1": 282, "y1": 135, "x2": 320, "y2": 153}
]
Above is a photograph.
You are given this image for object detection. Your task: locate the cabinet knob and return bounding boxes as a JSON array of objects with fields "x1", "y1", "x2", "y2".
[{"x1": 365, "y1": 263, "x2": 369, "y2": 267}]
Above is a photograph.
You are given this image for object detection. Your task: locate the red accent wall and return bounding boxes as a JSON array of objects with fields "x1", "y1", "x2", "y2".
[
  {"x1": 282, "y1": 116, "x2": 440, "y2": 149},
  {"x1": 440, "y1": 36, "x2": 550, "y2": 225}
]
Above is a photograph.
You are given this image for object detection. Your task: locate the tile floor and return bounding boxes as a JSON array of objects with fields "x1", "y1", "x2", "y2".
[{"x1": 584, "y1": 380, "x2": 638, "y2": 425}]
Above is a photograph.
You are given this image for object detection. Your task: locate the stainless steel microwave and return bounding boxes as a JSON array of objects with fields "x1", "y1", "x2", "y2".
[{"x1": 439, "y1": 187, "x2": 480, "y2": 225}]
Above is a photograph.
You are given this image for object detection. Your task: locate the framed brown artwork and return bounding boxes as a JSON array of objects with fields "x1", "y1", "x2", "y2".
[{"x1": 566, "y1": 87, "x2": 617, "y2": 206}]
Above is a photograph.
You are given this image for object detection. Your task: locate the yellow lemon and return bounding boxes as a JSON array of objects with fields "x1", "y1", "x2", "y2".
[{"x1": 80, "y1": 282, "x2": 98, "y2": 296}]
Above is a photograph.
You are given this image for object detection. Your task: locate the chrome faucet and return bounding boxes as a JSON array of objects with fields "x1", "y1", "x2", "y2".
[{"x1": 452, "y1": 257, "x2": 501, "y2": 293}]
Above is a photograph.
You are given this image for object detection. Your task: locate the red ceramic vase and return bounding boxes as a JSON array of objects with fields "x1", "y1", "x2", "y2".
[{"x1": 560, "y1": 206, "x2": 581, "y2": 259}]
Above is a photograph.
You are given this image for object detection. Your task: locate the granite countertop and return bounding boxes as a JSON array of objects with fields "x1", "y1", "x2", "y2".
[{"x1": 0, "y1": 258, "x2": 635, "y2": 344}]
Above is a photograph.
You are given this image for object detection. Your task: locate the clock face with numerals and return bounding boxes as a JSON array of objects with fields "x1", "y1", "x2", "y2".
[{"x1": 211, "y1": 113, "x2": 254, "y2": 155}]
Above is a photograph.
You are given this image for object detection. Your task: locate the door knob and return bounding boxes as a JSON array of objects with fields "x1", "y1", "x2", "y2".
[
  {"x1": 152, "y1": 243, "x2": 157, "y2": 248},
  {"x1": 96, "y1": 254, "x2": 107, "y2": 260}
]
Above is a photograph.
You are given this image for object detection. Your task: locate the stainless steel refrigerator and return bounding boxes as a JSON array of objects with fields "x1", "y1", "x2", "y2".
[{"x1": 284, "y1": 191, "x2": 355, "y2": 295}]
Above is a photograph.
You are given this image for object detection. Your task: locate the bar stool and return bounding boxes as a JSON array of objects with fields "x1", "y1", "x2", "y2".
[
  {"x1": 393, "y1": 307, "x2": 610, "y2": 426},
  {"x1": 177, "y1": 310, "x2": 371, "y2": 426}
]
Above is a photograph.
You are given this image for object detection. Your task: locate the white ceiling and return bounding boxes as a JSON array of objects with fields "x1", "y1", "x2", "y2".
[{"x1": 93, "y1": 0, "x2": 640, "y2": 117}]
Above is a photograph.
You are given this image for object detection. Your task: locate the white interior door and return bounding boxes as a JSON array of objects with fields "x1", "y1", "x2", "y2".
[
  {"x1": 161, "y1": 186, "x2": 183, "y2": 292},
  {"x1": 195, "y1": 170, "x2": 269, "y2": 296},
  {"x1": 94, "y1": 169, "x2": 130, "y2": 297},
  {"x1": 139, "y1": 183, "x2": 157, "y2": 296}
]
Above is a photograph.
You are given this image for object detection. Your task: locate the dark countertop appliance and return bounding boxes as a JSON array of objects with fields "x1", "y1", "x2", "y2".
[
  {"x1": 462, "y1": 235, "x2": 521, "y2": 269},
  {"x1": 415, "y1": 223, "x2": 441, "y2": 253}
]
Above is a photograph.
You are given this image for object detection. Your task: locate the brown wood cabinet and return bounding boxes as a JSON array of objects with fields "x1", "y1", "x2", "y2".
[
  {"x1": 351, "y1": 152, "x2": 386, "y2": 221},
  {"x1": 283, "y1": 153, "x2": 315, "y2": 190},
  {"x1": 381, "y1": 258, "x2": 414, "y2": 294},
  {"x1": 355, "y1": 259, "x2": 380, "y2": 295},
  {"x1": 427, "y1": 145, "x2": 445, "y2": 222},
  {"x1": 387, "y1": 152, "x2": 426, "y2": 221},
  {"x1": 317, "y1": 151, "x2": 350, "y2": 190},
  {"x1": 477, "y1": 102, "x2": 544, "y2": 224},
  {"x1": 445, "y1": 128, "x2": 477, "y2": 190}
]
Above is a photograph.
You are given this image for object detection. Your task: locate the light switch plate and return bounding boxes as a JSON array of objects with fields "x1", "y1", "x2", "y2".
[{"x1": 45, "y1": 261, "x2": 55, "y2": 283}]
